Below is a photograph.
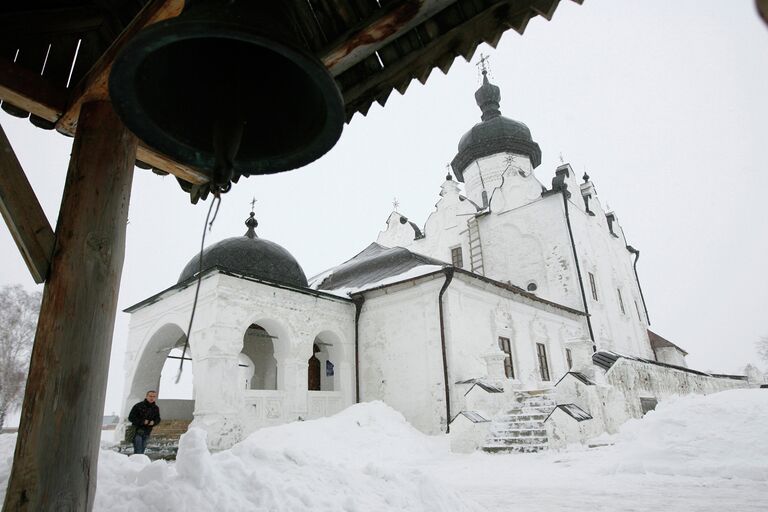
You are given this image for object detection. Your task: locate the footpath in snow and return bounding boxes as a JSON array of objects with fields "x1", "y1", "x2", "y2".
[{"x1": 1, "y1": 389, "x2": 767, "y2": 511}]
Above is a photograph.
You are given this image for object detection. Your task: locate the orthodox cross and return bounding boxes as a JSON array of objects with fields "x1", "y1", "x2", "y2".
[
  {"x1": 559, "y1": 152, "x2": 565, "y2": 164},
  {"x1": 250, "y1": 196, "x2": 257, "y2": 212},
  {"x1": 392, "y1": 197, "x2": 400, "y2": 210},
  {"x1": 476, "y1": 53, "x2": 491, "y2": 74}
]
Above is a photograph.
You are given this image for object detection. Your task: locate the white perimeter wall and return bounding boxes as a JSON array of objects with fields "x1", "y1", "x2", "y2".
[{"x1": 356, "y1": 275, "x2": 448, "y2": 434}]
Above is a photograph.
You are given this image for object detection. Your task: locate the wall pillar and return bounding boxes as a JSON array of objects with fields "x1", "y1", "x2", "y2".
[
  {"x1": 191, "y1": 324, "x2": 244, "y2": 450},
  {"x1": 3, "y1": 101, "x2": 137, "y2": 511}
]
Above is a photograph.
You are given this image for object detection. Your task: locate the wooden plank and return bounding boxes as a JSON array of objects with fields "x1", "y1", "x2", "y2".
[
  {"x1": 320, "y1": 0, "x2": 455, "y2": 76},
  {"x1": 3, "y1": 100, "x2": 137, "y2": 511},
  {"x1": 55, "y1": 0, "x2": 184, "y2": 136},
  {"x1": 0, "y1": 56, "x2": 68, "y2": 122},
  {"x1": 136, "y1": 143, "x2": 209, "y2": 185},
  {"x1": 0, "y1": 123, "x2": 55, "y2": 283}
]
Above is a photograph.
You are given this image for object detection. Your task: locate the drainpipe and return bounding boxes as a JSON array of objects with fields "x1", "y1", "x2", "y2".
[
  {"x1": 561, "y1": 189, "x2": 596, "y2": 349},
  {"x1": 353, "y1": 295, "x2": 365, "y2": 403},
  {"x1": 438, "y1": 267, "x2": 455, "y2": 433},
  {"x1": 626, "y1": 246, "x2": 650, "y2": 325}
]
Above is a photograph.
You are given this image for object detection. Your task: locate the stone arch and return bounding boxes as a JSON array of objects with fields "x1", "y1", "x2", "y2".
[
  {"x1": 125, "y1": 322, "x2": 194, "y2": 421},
  {"x1": 128, "y1": 323, "x2": 186, "y2": 401},
  {"x1": 308, "y1": 329, "x2": 344, "y2": 392},
  {"x1": 240, "y1": 323, "x2": 279, "y2": 390}
]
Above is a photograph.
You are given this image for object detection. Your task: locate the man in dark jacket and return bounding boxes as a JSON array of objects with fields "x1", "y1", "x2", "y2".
[{"x1": 128, "y1": 390, "x2": 161, "y2": 455}]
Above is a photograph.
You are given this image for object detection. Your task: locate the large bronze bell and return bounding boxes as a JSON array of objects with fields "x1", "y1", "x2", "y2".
[{"x1": 109, "y1": 0, "x2": 344, "y2": 192}]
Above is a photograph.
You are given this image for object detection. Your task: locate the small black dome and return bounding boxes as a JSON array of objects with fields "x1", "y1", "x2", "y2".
[
  {"x1": 451, "y1": 73, "x2": 541, "y2": 181},
  {"x1": 178, "y1": 223, "x2": 308, "y2": 287}
]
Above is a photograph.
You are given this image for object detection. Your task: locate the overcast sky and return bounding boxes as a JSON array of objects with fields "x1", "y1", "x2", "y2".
[{"x1": 1, "y1": 0, "x2": 767, "y2": 415}]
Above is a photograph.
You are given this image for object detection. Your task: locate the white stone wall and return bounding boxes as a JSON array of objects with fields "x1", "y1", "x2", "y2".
[
  {"x1": 545, "y1": 408, "x2": 604, "y2": 449},
  {"x1": 654, "y1": 346, "x2": 688, "y2": 367},
  {"x1": 461, "y1": 153, "x2": 535, "y2": 207},
  {"x1": 554, "y1": 359, "x2": 752, "y2": 440},
  {"x1": 376, "y1": 158, "x2": 655, "y2": 360},
  {"x1": 356, "y1": 270, "x2": 584, "y2": 434},
  {"x1": 123, "y1": 272, "x2": 356, "y2": 449},
  {"x1": 566, "y1": 177, "x2": 653, "y2": 357},
  {"x1": 444, "y1": 276, "x2": 585, "y2": 405},
  {"x1": 449, "y1": 415, "x2": 491, "y2": 453},
  {"x1": 356, "y1": 275, "x2": 447, "y2": 434}
]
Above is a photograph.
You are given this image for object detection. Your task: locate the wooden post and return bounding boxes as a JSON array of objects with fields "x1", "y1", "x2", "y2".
[{"x1": 3, "y1": 101, "x2": 137, "y2": 511}]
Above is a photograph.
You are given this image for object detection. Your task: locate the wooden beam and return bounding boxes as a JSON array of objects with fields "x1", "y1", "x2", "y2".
[
  {"x1": 136, "y1": 143, "x2": 209, "y2": 185},
  {"x1": 0, "y1": 124, "x2": 55, "y2": 283},
  {"x1": 55, "y1": 0, "x2": 184, "y2": 136},
  {"x1": 3, "y1": 101, "x2": 137, "y2": 511},
  {"x1": 0, "y1": 57, "x2": 68, "y2": 122},
  {"x1": 320, "y1": 0, "x2": 455, "y2": 76}
]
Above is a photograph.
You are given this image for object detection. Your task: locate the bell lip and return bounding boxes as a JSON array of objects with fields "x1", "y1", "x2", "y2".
[{"x1": 109, "y1": 18, "x2": 345, "y2": 176}]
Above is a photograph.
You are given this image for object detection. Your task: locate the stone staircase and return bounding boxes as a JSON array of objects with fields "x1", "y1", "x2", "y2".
[
  {"x1": 483, "y1": 390, "x2": 556, "y2": 453},
  {"x1": 116, "y1": 419, "x2": 191, "y2": 460}
]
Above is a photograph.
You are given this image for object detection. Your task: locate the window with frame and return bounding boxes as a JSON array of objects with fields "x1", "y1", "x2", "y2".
[
  {"x1": 536, "y1": 343, "x2": 550, "y2": 381},
  {"x1": 498, "y1": 336, "x2": 515, "y2": 379},
  {"x1": 450, "y1": 246, "x2": 464, "y2": 268},
  {"x1": 617, "y1": 288, "x2": 626, "y2": 314},
  {"x1": 565, "y1": 348, "x2": 573, "y2": 370},
  {"x1": 634, "y1": 299, "x2": 643, "y2": 322},
  {"x1": 588, "y1": 272, "x2": 598, "y2": 301}
]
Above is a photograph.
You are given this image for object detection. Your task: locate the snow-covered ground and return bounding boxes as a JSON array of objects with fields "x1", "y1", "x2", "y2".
[{"x1": 2, "y1": 389, "x2": 767, "y2": 511}]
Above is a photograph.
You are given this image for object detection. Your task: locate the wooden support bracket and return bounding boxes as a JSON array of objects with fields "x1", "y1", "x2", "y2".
[
  {"x1": 0, "y1": 123, "x2": 55, "y2": 283},
  {"x1": 52, "y1": 0, "x2": 210, "y2": 185}
]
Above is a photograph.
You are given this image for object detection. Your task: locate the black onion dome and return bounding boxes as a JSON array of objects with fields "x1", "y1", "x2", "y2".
[
  {"x1": 450, "y1": 72, "x2": 541, "y2": 181},
  {"x1": 178, "y1": 214, "x2": 308, "y2": 287}
]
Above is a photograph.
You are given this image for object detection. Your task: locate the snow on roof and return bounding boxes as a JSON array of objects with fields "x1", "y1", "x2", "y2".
[
  {"x1": 456, "y1": 378, "x2": 505, "y2": 394},
  {"x1": 593, "y1": 350, "x2": 714, "y2": 377},
  {"x1": 310, "y1": 242, "x2": 448, "y2": 297},
  {"x1": 451, "y1": 411, "x2": 491, "y2": 424},
  {"x1": 545, "y1": 403, "x2": 593, "y2": 423},
  {"x1": 554, "y1": 371, "x2": 596, "y2": 387}
]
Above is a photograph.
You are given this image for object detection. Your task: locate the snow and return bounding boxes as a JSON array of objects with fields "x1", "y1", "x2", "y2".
[
  {"x1": 2, "y1": 390, "x2": 768, "y2": 511},
  {"x1": 318, "y1": 264, "x2": 445, "y2": 297}
]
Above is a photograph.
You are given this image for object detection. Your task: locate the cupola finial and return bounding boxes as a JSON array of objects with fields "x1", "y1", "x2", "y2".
[
  {"x1": 245, "y1": 197, "x2": 258, "y2": 238},
  {"x1": 474, "y1": 54, "x2": 501, "y2": 121}
]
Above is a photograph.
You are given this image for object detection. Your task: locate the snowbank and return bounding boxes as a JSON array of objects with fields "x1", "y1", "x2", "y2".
[
  {"x1": 2, "y1": 390, "x2": 767, "y2": 511},
  {"x1": 592, "y1": 389, "x2": 768, "y2": 481},
  {"x1": 94, "y1": 401, "x2": 479, "y2": 512},
  {"x1": 1, "y1": 402, "x2": 480, "y2": 512}
]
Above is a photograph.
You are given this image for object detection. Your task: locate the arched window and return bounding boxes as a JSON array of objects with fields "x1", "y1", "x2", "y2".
[
  {"x1": 308, "y1": 337, "x2": 336, "y2": 391},
  {"x1": 241, "y1": 324, "x2": 277, "y2": 390}
]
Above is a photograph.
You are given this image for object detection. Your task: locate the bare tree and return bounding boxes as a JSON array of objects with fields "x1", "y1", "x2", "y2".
[
  {"x1": 758, "y1": 336, "x2": 768, "y2": 367},
  {"x1": 0, "y1": 285, "x2": 41, "y2": 430}
]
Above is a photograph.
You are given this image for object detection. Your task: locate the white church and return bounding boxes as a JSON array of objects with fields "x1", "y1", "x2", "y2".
[{"x1": 120, "y1": 71, "x2": 750, "y2": 453}]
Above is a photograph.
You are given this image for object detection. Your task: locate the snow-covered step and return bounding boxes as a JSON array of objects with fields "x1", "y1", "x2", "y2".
[
  {"x1": 483, "y1": 390, "x2": 555, "y2": 454},
  {"x1": 490, "y1": 429, "x2": 548, "y2": 437}
]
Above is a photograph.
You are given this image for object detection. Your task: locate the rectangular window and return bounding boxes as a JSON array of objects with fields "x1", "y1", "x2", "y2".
[
  {"x1": 617, "y1": 288, "x2": 625, "y2": 314},
  {"x1": 451, "y1": 246, "x2": 464, "y2": 268},
  {"x1": 634, "y1": 300, "x2": 643, "y2": 322},
  {"x1": 565, "y1": 348, "x2": 573, "y2": 370},
  {"x1": 588, "y1": 272, "x2": 598, "y2": 301},
  {"x1": 498, "y1": 336, "x2": 515, "y2": 379},
  {"x1": 537, "y1": 343, "x2": 550, "y2": 381}
]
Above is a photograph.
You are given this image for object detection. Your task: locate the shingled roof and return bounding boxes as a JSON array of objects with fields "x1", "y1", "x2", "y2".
[{"x1": 0, "y1": 0, "x2": 583, "y2": 183}]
